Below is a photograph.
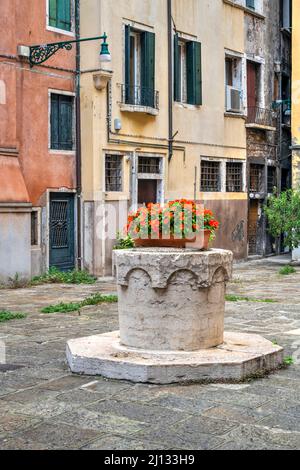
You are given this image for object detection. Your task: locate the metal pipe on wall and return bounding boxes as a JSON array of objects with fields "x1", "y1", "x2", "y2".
[
  {"x1": 167, "y1": 0, "x2": 173, "y2": 162},
  {"x1": 75, "y1": 0, "x2": 82, "y2": 269}
]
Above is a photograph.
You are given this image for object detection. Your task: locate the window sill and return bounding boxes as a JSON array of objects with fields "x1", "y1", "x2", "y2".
[
  {"x1": 245, "y1": 123, "x2": 277, "y2": 132},
  {"x1": 46, "y1": 25, "x2": 75, "y2": 37},
  {"x1": 222, "y1": 1, "x2": 265, "y2": 20},
  {"x1": 174, "y1": 102, "x2": 202, "y2": 110},
  {"x1": 49, "y1": 149, "x2": 76, "y2": 156},
  {"x1": 224, "y1": 112, "x2": 247, "y2": 119},
  {"x1": 120, "y1": 103, "x2": 159, "y2": 116}
]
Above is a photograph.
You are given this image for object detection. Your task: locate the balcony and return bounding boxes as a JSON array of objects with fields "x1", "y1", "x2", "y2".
[
  {"x1": 246, "y1": 107, "x2": 277, "y2": 131},
  {"x1": 120, "y1": 85, "x2": 159, "y2": 116}
]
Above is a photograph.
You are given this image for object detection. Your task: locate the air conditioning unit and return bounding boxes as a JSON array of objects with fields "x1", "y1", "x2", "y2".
[{"x1": 226, "y1": 86, "x2": 242, "y2": 113}]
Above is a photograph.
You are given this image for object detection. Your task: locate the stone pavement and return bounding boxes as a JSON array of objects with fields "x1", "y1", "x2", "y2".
[{"x1": 0, "y1": 257, "x2": 300, "y2": 450}]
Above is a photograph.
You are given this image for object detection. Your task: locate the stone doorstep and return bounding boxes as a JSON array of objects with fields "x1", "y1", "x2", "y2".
[{"x1": 66, "y1": 332, "x2": 284, "y2": 385}]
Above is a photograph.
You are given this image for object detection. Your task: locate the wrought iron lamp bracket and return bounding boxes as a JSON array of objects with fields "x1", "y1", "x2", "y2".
[{"x1": 29, "y1": 35, "x2": 108, "y2": 67}]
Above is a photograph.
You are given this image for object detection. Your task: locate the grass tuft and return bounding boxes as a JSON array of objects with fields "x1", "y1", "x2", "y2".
[
  {"x1": 225, "y1": 294, "x2": 276, "y2": 303},
  {"x1": 0, "y1": 311, "x2": 27, "y2": 323},
  {"x1": 279, "y1": 265, "x2": 296, "y2": 276},
  {"x1": 41, "y1": 293, "x2": 118, "y2": 314},
  {"x1": 283, "y1": 356, "x2": 295, "y2": 366},
  {"x1": 31, "y1": 267, "x2": 97, "y2": 286}
]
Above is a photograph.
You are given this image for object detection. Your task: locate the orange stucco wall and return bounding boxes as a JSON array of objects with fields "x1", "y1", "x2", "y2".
[{"x1": 0, "y1": 0, "x2": 76, "y2": 205}]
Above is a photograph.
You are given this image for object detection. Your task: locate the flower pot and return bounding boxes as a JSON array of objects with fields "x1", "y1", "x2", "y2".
[{"x1": 134, "y1": 230, "x2": 212, "y2": 250}]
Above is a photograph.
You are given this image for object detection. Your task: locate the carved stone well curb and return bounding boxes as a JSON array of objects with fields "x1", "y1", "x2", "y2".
[{"x1": 67, "y1": 248, "x2": 284, "y2": 384}]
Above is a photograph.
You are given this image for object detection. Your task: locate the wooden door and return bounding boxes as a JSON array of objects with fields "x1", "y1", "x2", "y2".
[
  {"x1": 248, "y1": 200, "x2": 259, "y2": 255},
  {"x1": 247, "y1": 61, "x2": 257, "y2": 108}
]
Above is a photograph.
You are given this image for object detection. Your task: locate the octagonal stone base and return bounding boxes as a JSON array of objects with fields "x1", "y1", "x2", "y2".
[{"x1": 66, "y1": 331, "x2": 284, "y2": 384}]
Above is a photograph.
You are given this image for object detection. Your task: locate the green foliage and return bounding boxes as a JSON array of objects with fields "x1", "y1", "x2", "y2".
[
  {"x1": 279, "y1": 265, "x2": 296, "y2": 276},
  {"x1": 114, "y1": 233, "x2": 135, "y2": 250},
  {"x1": 265, "y1": 189, "x2": 300, "y2": 250},
  {"x1": 283, "y1": 356, "x2": 295, "y2": 366},
  {"x1": 0, "y1": 311, "x2": 27, "y2": 323},
  {"x1": 225, "y1": 294, "x2": 276, "y2": 303},
  {"x1": 31, "y1": 267, "x2": 97, "y2": 286},
  {"x1": 41, "y1": 293, "x2": 118, "y2": 314}
]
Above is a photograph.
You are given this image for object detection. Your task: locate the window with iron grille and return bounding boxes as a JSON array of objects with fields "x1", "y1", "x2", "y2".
[
  {"x1": 249, "y1": 164, "x2": 264, "y2": 193},
  {"x1": 226, "y1": 162, "x2": 243, "y2": 193},
  {"x1": 138, "y1": 157, "x2": 160, "y2": 174},
  {"x1": 267, "y1": 167, "x2": 277, "y2": 194},
  {"x1": 201, "y1": 161, "x2": 221, "y2": 192},
  {"x1": 105, "y1": 155, "x2": 123, "y2": 192}
]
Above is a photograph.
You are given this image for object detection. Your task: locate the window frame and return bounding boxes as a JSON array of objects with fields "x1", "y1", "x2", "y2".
[
  {"x1": 46, "y1": 0, "x2": 75, "y2": 37},
  {"x1": 105, "y1": 154, "x2": 124, "y2": 193},
  {"x1": 48, "y1": 89, "x2": 76, "y2": 154},
  {"x1": 200, "y1": 160, "x2": 222, "y2": 193}
]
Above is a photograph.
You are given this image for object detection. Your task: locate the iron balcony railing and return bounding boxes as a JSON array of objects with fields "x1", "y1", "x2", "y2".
[
  {"x1": 247, "y1": 106, "x2": 275, "y2": 128},
  {"x1": 121, "y1": 84, "x2": 159, "y2": 110}
]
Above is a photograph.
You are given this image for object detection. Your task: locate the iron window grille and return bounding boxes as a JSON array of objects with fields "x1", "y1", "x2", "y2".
[
  {"x1": 201, "y1": 161, "x2": 221, "y2": 192},
  {"x1": 105, "y1": 155, "x2": 123, "y2": 192},
  {"x1": 138, "y1": 157, "x2": 160, "y2": 174},
  {"x1": 267, "y1": 167, "x2": 277, "y2": 194},
  {"x1": 249, "y1": 164, "x2": 264, "y2": 193},
  {"x1": 226, "y1": 162, "x2": 243, "y2": 193}
]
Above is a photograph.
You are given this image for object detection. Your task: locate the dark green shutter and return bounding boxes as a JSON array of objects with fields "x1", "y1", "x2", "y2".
[
  {"x1": 51, "y1": 94, "x2": 73, "y2": 150},
  {"x1": 186, "y1": 41, "x2": 202, "y2": 105},
  {"x1": 49, "y1": 0, "x2": 57, "y2": 28},
  {"x1": 174, "y1": 33, "x2": 181, "y2": 102},
  {"x1": 141, "y1": 31, "x2": 155, "y2": 107},
  {"x1": 57, "y1": 0, "x2": 71, "y2": 31},
  {"x1": 246, "y1": 0, "x2": 255, "y2": 9},
  {"x1": 51, "y1": 95, "x2": 59, "y2": 150},
  {"x1": 125, "y1": 25, "x2": 131, "y2": 104},
  {"x1": 59, "y1": 96, "x2": 73, "y2": 150}
]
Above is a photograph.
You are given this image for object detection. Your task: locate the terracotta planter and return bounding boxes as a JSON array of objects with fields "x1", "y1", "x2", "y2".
[{"x1": 134, "y1": 230, "x2": 212, "y2": 250}]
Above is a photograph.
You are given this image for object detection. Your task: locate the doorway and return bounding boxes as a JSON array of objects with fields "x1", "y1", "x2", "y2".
[{"x1": 49, "y1": 193, "x2": 75, "y2": 271}]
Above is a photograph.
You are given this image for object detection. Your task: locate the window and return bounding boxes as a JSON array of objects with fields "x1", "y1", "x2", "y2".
[
  {"x1": 138, "y1": 157, "x2": 160, "y2": 174},
  {"x1": 125, "y1": 26, "x2": 155, "y2": 108},
  {"x1": 174, "y1": 35, "x2": 202, "y2": 105},
  {"x1": 249, "y1": 164, "x2": 264, "y2": 193},
  {"x1": 267, "y1": 167, "x2": 277, "y2": 194},
  {"x1": 50, "y1": 93, "x2": 74, "y2": 151},
  {"x1": 201, "y1": 161, "x2": 221, "y2": 192},
  {"x1": 31, "y1": 211, "x2": 39, "y2": 246},
  {"x1": 226, "y1": 162, "x2": 243, "y2": 192},
  {"x1": 49, "y1": 0, "x2": 72, "y2": 32},
  {"x1": 105, "y1": 155, "x2": 123, "y2": 192},
  {"x1": 246, "y1": 0, "x2": 255, "y2": 10},
  {"x1": 225, "y1": 56, "x2": 243, "y2": 113}
]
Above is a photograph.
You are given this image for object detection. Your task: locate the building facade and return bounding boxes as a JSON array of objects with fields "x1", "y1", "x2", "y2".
[
  {"x1": 244, "y1": 0, "x2": 291, "y2": 257},
  {"x1": 292, "y1": 0, "x2": 300, "y2": 261},
  {"x1": 0, "y1": 0, "x2": 78, "y2": 283},
  {"x1": 80, "y1": 0, "x2": 249, "y2": 277}
]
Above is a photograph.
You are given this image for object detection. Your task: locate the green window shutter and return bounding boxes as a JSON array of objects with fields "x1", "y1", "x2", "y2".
[
  {"x1": 51, "y1": 94, "x2": 73, "y2": 150},
  {"x1": 51, "y1": 94, "x2": 59, "y2": 150},
  {"x1": 49, "y1": 0, "x2": 57, "y2": 28},
  {"x1": 246, "y1": 0, "x2": 255, "y2": 10},
  {"x1": 57, "y1": 0, "x2": 71, "y2": 31},
  {"x1": 141, "y1": 31, "x2": 155, "y2": 107},
  {"x1": 125, "y1": 25, "x2": 131, "y2": 104},
  {"x1": 186, "y1": 41, "x2": 202, "y2": 105},
  {"x1": 59, "y1": 96, "x2": 73, "y2": 150},
  {"x1": 174, "y1": 33, "x2": 181, "y2": 102}
]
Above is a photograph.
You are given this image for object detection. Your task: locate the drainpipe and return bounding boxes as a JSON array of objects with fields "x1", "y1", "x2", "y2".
[
  {"x1": 75, "y1": 0, "x2": 82, "y2": 269},
  {"x1": 167, "y1": 0, "x2": 173, "y2": 162}
]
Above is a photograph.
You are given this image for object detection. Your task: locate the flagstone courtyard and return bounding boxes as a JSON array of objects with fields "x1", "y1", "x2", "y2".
[{"x1": 1, "y1": 257, "x2": 300, "y2": 450}]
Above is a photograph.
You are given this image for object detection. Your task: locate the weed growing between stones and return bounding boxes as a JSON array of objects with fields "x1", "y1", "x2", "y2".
[{"x1": 41, "y1": 293, "x2": 118, "y2": 314}]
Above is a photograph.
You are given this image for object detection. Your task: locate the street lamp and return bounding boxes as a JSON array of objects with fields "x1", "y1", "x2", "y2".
[{"x1": 27, "y1": 34, "x2": 111, "y2": 67}]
